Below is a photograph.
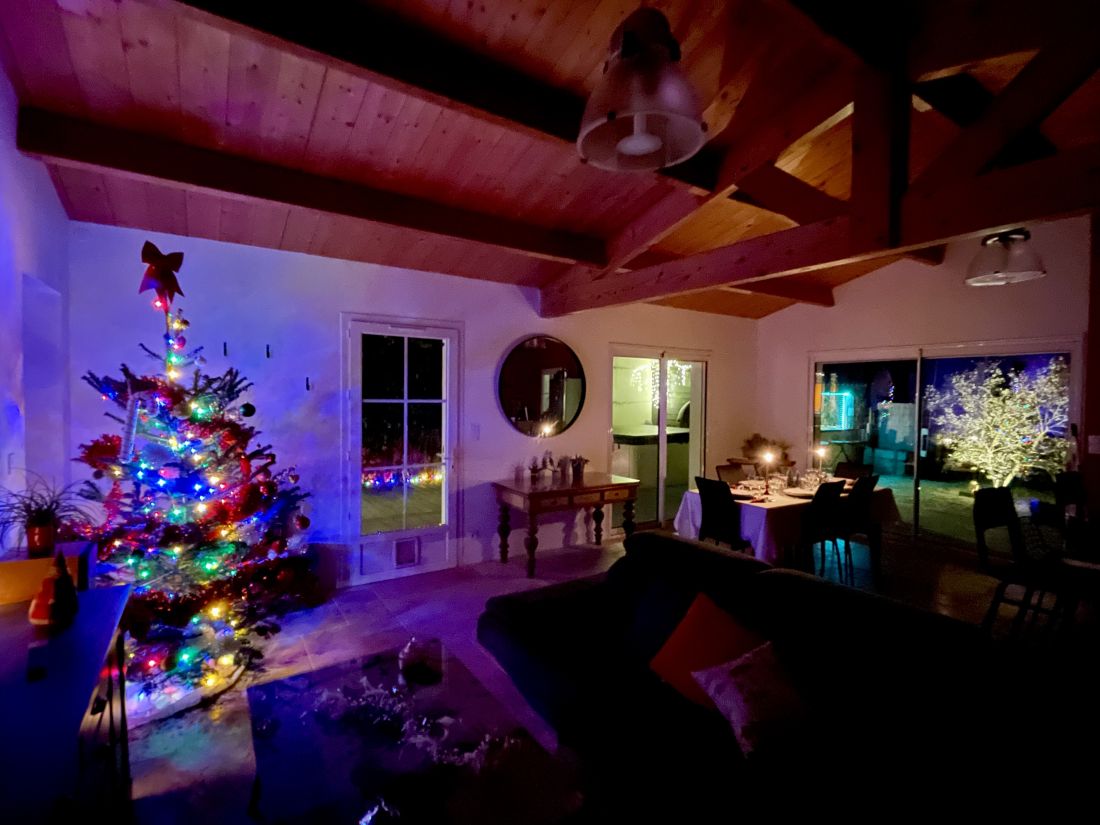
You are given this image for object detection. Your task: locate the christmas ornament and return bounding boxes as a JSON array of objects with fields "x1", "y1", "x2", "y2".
[
  {"x1": 138, "y1": 241, "x2": 186, "y2": 310},
  {"x1": 120, "y1": 390, "x2": 153, "y2": 463},
  {"x1": 294, "y1": 515, "x2": 311, "y2": 531},
  {"x1": 239, "y1": 403, "x2": 256, "y2": 418}
]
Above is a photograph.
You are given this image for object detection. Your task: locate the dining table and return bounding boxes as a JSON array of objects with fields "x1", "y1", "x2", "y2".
[{"x1": 673, "y1": 482, "x2": 901, "y2": 570}]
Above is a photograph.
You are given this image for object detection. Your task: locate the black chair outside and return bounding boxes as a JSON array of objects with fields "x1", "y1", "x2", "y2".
[
  {"x1": 694, "y1": 477, "x2": 751, "y2": 552},
  {"x1": 838, "y1": 475, "x2": 879, "y2": 581},
  {"x1": 802, "y1": 481, "x2": 845, "y2": 576},
  {"x1": 1056, "y1": 471, "x2": 1090, "y2": 558},
  {"x1": 974, "y1": 487, "x2": 1065, "y2": 637},
  {"x1": 834, "y1": 462, "x2": 872, "y2": 480}
]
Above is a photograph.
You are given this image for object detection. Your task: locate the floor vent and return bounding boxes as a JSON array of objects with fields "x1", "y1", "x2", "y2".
[{"x1": 394, "y1": 537, "x2": 421, "y2": 567}]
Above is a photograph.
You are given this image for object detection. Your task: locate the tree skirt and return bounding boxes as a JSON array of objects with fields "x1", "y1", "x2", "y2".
[{"x1": 126, "y1": 664, "x2": 244, "y2": 728}]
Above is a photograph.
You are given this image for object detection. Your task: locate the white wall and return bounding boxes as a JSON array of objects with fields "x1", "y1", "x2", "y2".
[
  {"x1": 66, "y1": 223, "x2": 757, "y2": 562},
  {"x1": 0, "y1": 66, "x2": 70, "y2": 503},
  {"x1": 755, "y1": 215, "x2": 1091, "y2": 461}
]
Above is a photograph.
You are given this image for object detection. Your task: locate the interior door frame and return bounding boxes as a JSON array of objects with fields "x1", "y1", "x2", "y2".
[
  {"x1": 608, "y1": 343, "x2": 710, "y2": 526},
  {"x1": 807, "y1": 334, "x2": 1083, "y2": 536},
  {"x1": 341, "y1": 313, "x2": 464, "y2": 581}
]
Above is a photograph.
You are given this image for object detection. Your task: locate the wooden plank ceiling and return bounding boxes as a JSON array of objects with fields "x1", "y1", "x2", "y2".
[{"x1": 0, "y1": 0, "x2": 1097, "y2": 318}]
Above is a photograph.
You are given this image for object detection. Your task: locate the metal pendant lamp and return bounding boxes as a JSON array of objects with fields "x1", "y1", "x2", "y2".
[
  {"x1": 965, "y1": 228, "x2": 1047, "y2": 286},
  {"x1": 577, "y1": 8, "x2": 706, "y2": 172}
]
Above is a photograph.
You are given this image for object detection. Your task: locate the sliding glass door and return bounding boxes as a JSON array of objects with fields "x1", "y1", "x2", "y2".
[
  {"x1": 812, "y1": 359, "x2": 918, "y2": 528},
  {"x1": 917, "y1": 351, "x2": 1071, "y2": 543},
  {"x1": 611, "y1": 352, "x2": 706, "y2": 528},
  {"x1": 811, "y1": 344, "x2": 1075, "y2": 544}
]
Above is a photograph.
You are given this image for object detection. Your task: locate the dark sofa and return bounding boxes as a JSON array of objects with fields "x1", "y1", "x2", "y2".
[{"x1": 477, "y1": 530, "x2": 1096, "y2": 815}]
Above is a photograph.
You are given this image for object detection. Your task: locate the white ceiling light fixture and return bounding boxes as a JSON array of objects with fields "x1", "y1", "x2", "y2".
[
  {"x1": 965, "y1": 228, "x2": 1047, "y2": 287},
  {"x1": 577, "y1": 8, "x2": 707, "y2": 172}
]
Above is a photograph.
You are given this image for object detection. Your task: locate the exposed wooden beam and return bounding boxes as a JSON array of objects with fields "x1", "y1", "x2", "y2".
[
  {"x1": 724, "y1": 280, "x2": 835, "y2": 307},
  {"x1": 902, "y1": 142, "x2": 1100, "y2": 244},
  {"x1": 783, "y1": 0, "x2": 921, "y2": 74},
  {"x1": 914, "y1": 74, "x2": 1057, "y2": 167},
  {"x1": 700, "y1": 0, "x2": 781, "y2": 137},
  {"x1": 911, "y1": 28, "x2": 1100, "y2": 195},
  {"x1": 146, "y1": 0, "x2": 729, "y2": 193},
  {"x1": 604, "y1": 190, "x2": 705, "y2": 275},
  {"x1": 851, "y1": 67, "x2": 910, "y2": 249},
  {"x1": 164, "y1": 0, "x2": 583, "y2": 142},
  {"x1": 732, "y1": 165, "x2": 845, "y2": 224},
  {"x1": 908, "y1": 0, "x2": 1078, "y2": 81},
  {"x1": 544, "y1": 69, "x2": 854, "y2": 291},
  {"x1": 543, "y1": 142, "x2": 1100, "y2": 316},
  {"x1": 908, "y1": 246, "x2": 947, "y2": 266},
  {"x1": 17, "y1": 107, "x2": 607, "y2": 267},
  {"x1": 541, "y1": 217, "x2": 853, "y2": 317},
  {"x1": 713, "y1": 68, "x2": 854, "y2": 189}
]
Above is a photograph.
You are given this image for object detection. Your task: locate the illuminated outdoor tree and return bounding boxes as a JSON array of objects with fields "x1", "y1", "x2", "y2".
[{"x1": 925, "y1": 358, "x2": 1069, "y2": 488}]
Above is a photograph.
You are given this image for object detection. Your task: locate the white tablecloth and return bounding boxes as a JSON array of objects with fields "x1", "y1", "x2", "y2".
[{"x1": 673, "y1": 488, "x2": 901, "y2": 565}]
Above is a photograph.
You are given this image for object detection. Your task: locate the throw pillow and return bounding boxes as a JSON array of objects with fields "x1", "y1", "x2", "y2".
[
  {"x1": 692, "y1": 641, "x2": 807, "y2": 757},
  {"x1": 649, "y1": 593, "x2": 764, "y2": 707}
]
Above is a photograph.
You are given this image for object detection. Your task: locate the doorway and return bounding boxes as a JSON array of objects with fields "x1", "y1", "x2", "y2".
[
  {"x1": 345, "y1": 318, "x2": 460, "y2": 582},
  {"x1": 610, "y1": 351, "x2": 706, "y2": 528}
]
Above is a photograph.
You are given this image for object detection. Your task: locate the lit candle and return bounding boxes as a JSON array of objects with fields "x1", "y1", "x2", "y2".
[
  {"x1": 762, "y1": 451, "x2": 775, "y2": 496},
  {"x1": 814, "y1": 446, "x2": 826, "y2": 472}
]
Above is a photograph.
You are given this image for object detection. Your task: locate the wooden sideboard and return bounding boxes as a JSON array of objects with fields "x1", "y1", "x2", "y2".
[{"x1": 492, "y1": 473, "x2": 640, "y2": 576}]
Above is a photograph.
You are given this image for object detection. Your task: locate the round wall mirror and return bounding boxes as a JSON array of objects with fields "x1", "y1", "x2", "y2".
[{"x1": 498, "y1": 336, "x2": 586, "y2": 437}]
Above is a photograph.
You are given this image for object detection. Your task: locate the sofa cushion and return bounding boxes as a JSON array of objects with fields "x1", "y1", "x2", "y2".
[
  {"x1": 693, "y1": 641, "x2": 807, "y2": 757},
  {"x1": 650, "y1": 593, "x2": 765, "y2": 707},
  {"x1": 609, "y1": 530, "x2": 770, "y2": 663}
]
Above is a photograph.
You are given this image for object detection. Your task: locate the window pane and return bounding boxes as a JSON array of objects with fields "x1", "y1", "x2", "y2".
[
  {"x1": 361, "y1": 470, "x2": 406, "y2": 534},
  {"x1": 408, "y1": 337, "x2": 443, "y2": 399},
  {"x1": 362, "y1": 403, "x2": 404, "y2": 467},
  {"x1": 361, "y1": 335, "x2": 404, "y2": 399},
  {"x1": 920, "y1": 352, "x2": 1070, "y2": 543},
  {"x1": 408, "y1": 403, "x2": 443, "y2": 464},
  {"x1": 406, "y1": 466, "x2": 444, "y2": 530}
]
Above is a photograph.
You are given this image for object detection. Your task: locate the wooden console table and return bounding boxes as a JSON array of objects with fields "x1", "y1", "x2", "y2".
[{"x1": 492, "y1": 473, "x2": 640, "y2": 577}]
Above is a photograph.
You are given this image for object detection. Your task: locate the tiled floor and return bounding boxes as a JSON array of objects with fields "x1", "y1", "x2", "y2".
[{"x1": 129, "y1": 533, "x2": 1001, "y2": 824}]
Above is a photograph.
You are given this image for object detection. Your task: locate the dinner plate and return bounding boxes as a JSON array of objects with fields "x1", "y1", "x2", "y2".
[{"x1": 782, "y1": 488, "x2": 814, "y2": 498}]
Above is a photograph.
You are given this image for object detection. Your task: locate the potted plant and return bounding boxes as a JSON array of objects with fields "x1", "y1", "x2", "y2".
[
  {"x1": 0, "y1": 479, "x2": 96, "y2": 558},
  {"x1": 741, "y1": 433, "x2": 792, "y2": 466}
]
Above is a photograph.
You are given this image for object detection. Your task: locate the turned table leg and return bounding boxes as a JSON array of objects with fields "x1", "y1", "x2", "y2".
[
  {"x1": 622, "y1": 499, "x2": 636, "y2": 539},
  {"x1": 497, "y1": 504, "x2": 510, "y2": 563},
  {"x1": 524, "y1": 513, "x2": 539, "y2": 578},
  {"x1": 593, "y1": 504, "x2": 605, "y2": 545}
]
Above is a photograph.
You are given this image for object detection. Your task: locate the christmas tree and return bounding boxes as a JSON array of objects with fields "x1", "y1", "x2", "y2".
[{"x1": 78, "y1": 242, "x2": 317, "y2": 721}]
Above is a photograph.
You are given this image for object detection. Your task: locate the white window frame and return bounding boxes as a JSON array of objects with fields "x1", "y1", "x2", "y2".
[{"x1": 341, "y1": 313, "x2": 463, "y2": 568}]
